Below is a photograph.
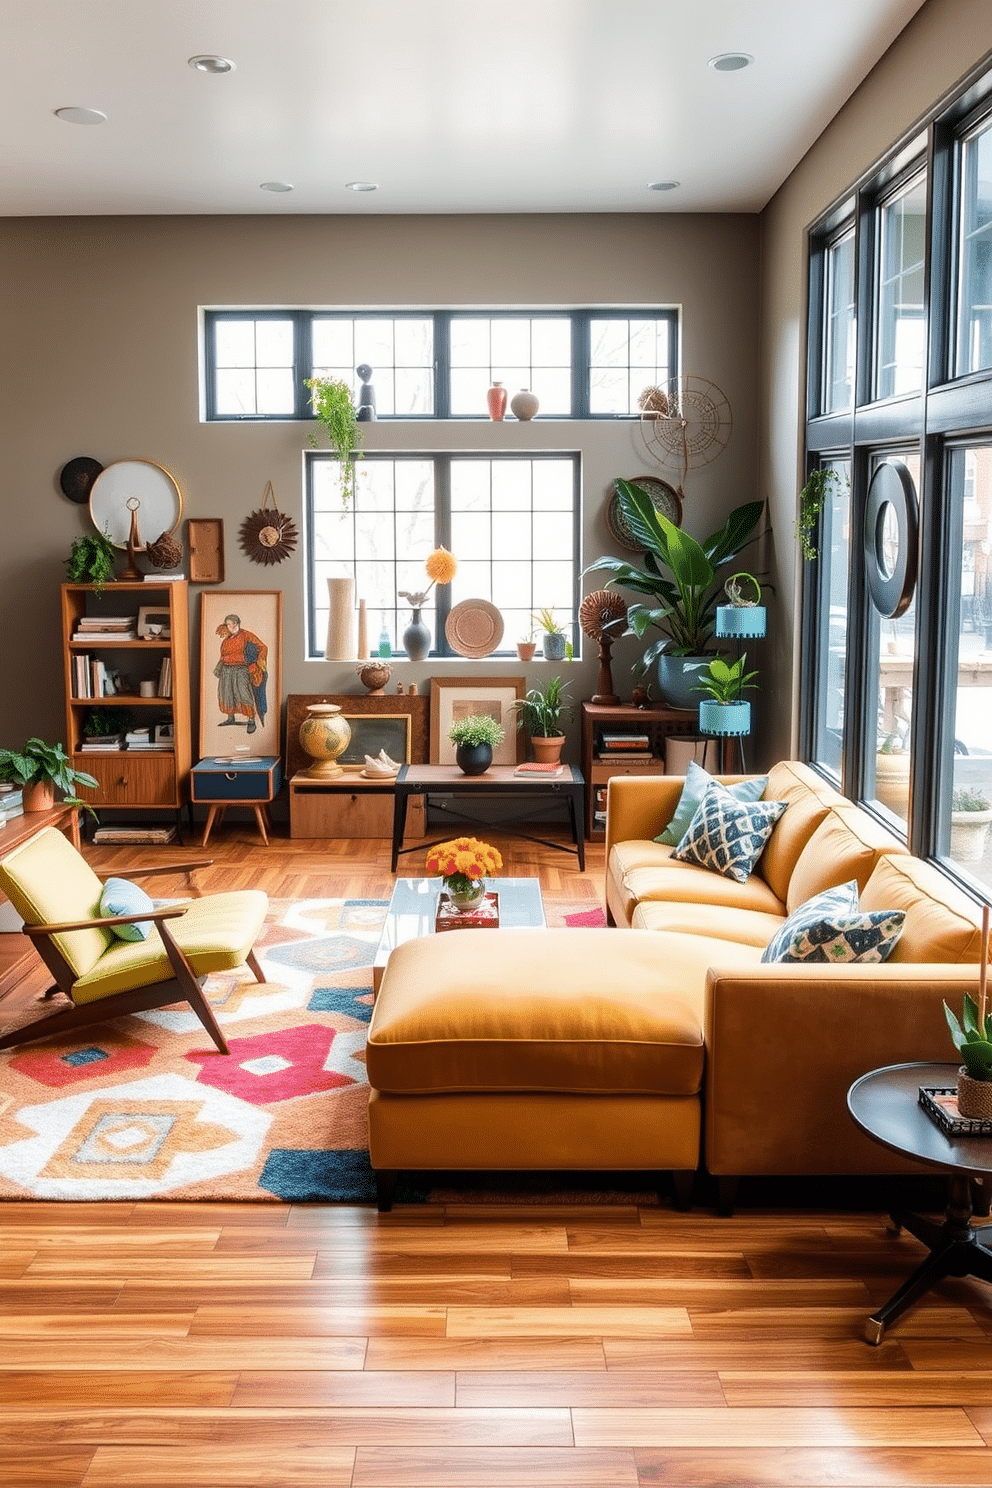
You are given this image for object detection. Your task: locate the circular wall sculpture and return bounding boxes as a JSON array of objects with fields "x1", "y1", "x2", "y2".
[{"x1": 864, "y1": 461, "x2": 918, "y2": 619}]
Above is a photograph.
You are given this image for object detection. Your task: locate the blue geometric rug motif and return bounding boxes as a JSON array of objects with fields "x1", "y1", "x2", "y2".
[
  {"x1": 307, "y1": 983, "x2": 374, "y2": 1022},
  {"x1": 263, "y1": 935, "x2": 377, "y2": 973}
]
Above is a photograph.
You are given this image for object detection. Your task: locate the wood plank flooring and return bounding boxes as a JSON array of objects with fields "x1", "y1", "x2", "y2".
[{"x1": 1, "y1": 827, "x2": 991, "y2": 1487}]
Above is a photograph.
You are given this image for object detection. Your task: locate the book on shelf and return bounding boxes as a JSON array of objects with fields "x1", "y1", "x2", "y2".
[
  {"x1": 145, "y1": 573, "x2": 185, "y2": 581},
  {"x1": 513, "y1": 761, "x2": 564, "y2": 775},
  {"x1": 599, "y1": 736, "x2": 651, "y2": 750},
  {"x1": 157, "y1": 657, "x2": 172, "y2": 697},
  {"x1": 0, "y1": 805, "x2": 24, "y2": 823},
  {"x1": 80, "y1": 734, "x2": 125, "y2": 751},
  {"x1": 596, "y1": 751, "x2": 657, "y2": 764}
]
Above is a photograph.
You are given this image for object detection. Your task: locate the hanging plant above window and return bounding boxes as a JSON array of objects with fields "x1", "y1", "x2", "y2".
[{"x1": 238, "y1": 481, "x2": 299, "y2": 565}]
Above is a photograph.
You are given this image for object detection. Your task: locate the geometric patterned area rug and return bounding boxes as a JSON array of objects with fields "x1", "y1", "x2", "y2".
[
  {"x1": 0, "y1": 895, "x2": 610, "y2": 1204},
  {"x1": 0, "y1": 899, "x2": 390, "y2": 1204}
]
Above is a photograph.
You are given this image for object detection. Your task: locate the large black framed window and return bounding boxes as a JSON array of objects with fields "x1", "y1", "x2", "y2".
[
  {"x1": 306, "y1": 451, "x2": 581, "y2": 660},
  {"x1": 203, "y1": 308, "x2": 678, "y2": 422},
  {"x1": 801, "y1": 60, "x2": 992, "y2": 898}
]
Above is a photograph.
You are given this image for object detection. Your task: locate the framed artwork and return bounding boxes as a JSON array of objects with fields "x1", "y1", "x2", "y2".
[
  {"x1": 339, "y1": 714, "x2": 412, "y2": 768},
  {"x1": 430, "y1": 676, "x2": 525, "y2": 766},
  {"x1": 187, "y1": 518, "x2": 225, "y2": 584},
  {"x1": 199, "y1": 590, "x2": 283, "y2": 758},
  {"x1": 137, "y1": 606, "x2": 171, "y2": 640}
]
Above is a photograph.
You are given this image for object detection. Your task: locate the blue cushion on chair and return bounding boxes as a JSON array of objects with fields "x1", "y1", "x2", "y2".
[{"x1": 99, "y1": 877, "x2": 155, "y2": 942}]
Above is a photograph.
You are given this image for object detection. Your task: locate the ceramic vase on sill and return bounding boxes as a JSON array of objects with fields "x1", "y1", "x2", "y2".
[
  {"x1": 487, "y1": 381, "x2": 507, "y2": 421},
  {"x1": 402, "y1": 608, "x2": 431, "y2": 661},
  {"x1": 510, "y1": 388, "x2": 539, "y2": 421}
]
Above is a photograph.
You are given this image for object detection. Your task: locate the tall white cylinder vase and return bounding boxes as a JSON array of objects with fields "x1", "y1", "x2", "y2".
[{"x1": 326, "y1": 576, "x2": 356, "y2": 660}]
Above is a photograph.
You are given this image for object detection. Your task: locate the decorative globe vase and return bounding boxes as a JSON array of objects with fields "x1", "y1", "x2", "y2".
[
  {"x1": 542, "y1": 631, "x2": 566, "y2": 661},
  {"x1": 487, "y1": 381, "x2": 507, "y2": 421},
  {"x1": 299, "y1": 703, "x2": 351, "y2": 779},
  {"x1": 403, "y1": 608, "x2": 431, "y2": 661},
  {"x1": 445, "y1": 878, "x2": 486, "y2": 912},
  {"x1": 455, "y1": 741, "x2": 492, "y2": 776},
  {"x1": 357, "y1": 661, "x2": 391, "y2": 695},
  {"x1": 956, "y1": 1068, "x2": 992, "y2": 1119},
  {"x1": 699, "y1": 700, "x2": 751, "y2": 737},
  {"x1": 510, "y1": 388, "x2": 539, "y2": 421}
]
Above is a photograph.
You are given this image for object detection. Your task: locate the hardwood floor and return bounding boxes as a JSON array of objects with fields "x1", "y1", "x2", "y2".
[{"x1": 1, "y1": 826, "x2": 990, "y2": 1487}]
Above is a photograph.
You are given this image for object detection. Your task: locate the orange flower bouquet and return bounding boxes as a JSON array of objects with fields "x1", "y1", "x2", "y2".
[{"x1": 425, "y1": 835, "x2": 503, "y2": 911}]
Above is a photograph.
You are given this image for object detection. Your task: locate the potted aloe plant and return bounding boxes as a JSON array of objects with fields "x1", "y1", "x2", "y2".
[
  {"x1": 586, "y1": 480, "x2": 764, "y2": 709},
  {"x1": 531, "y1": 607, "x2": 568, "y2": 661}
]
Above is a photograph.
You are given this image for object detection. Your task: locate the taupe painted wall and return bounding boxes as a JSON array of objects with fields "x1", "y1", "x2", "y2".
[
  {"x1": 0, "y1": 212, "x2": 760, "y2": 763},
  {"x1": 759, "y1": 0, "x2": 992, "y2": 763}
]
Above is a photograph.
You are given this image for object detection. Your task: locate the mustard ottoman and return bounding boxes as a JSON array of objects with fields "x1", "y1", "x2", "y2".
[{"x1": 365, "y1": 927, "x2": 708, "y2": 1210}]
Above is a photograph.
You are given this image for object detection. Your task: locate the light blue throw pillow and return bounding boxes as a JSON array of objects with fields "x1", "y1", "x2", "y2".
[
  {"x1": 655, "y1": 759, "x2": 769, "y2": 845},
  {"x1": 672, "y1": 783, "x2": 787, "y2": 884},
  {"x1": 99, "y1": 876, "x2": 155, "y2": 942},
  {"x1": 761, "y1": 879, "x2": 905, "y2": 964}
]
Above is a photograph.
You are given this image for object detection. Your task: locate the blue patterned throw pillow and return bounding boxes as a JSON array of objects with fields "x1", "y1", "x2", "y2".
[
  {"x1": 99, "y1": 877, "x2": 155, "y2": 942},
  {"x1": 761, "y1": 879, "x2": 905, "y2": 964},
  {"x1": 654, "y1": 760, "x2": 769, "y2": 845},
  {"x1": 672, "y1": 783, "x2": 787, "y2": 884}
]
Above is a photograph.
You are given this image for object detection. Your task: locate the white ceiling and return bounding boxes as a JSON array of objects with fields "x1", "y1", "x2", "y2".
[{"x1": 2, "y1": 0, "x2": 928, "y2": 217}]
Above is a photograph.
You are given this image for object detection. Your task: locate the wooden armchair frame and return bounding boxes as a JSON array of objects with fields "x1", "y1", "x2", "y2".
[{"x1": 0, "y1": 859, "x2": 265, "y2": 1055}]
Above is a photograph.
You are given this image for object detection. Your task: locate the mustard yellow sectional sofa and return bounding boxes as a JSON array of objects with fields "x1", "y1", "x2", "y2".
[{"x1": 367, "y1": 760, "x2": 987, "y2": 1211}]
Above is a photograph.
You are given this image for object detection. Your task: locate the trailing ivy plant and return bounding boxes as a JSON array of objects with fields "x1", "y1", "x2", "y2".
[
  {"x1": 796, "y1": 468, "x2": 844, "y2": 562},
  {"x1": 65, "y1": 530, "x2": 117, "y2": 596},
  {"x1": 305, "y1": 376, "x2": 361, "y2": 504}
]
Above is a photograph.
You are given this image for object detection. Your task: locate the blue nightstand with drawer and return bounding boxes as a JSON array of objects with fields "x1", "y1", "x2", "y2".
[{"x1": 191, "y1": 756, "x2": 282, "y2": 846}]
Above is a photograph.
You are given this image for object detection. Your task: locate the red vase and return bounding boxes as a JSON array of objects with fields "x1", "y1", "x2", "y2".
[{"x1": 486, "y1": 381, "x2": 507, "y2": 421}]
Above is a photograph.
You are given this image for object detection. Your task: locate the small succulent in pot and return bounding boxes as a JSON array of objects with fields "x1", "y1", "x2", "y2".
[{"x1": 944, "y1": 993, "x2": 992, "y2": 1081}]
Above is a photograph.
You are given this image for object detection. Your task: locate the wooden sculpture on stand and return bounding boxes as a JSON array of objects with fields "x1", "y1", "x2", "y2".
[{"x1": 580, "y1": 590, "x2": 629, "y2": 706}]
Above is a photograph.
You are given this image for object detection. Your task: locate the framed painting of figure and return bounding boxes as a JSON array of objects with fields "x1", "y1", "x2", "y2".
[{"x1": 199, "y1": 591, "x2": 283, "y2": 759}]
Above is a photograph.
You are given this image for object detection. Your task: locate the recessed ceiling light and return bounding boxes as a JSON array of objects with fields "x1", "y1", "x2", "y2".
[
  {"x1": 188, "y1": 54, "x2": 235, "y2": 74},
  {"x1": 54, "y1": 106, "x2": 107, "y2": 126},
  {"x1": 345, "y1": 180, "x2": 378, "y2": 193},
  {"x1": 260, "y1": 181, "x2": 293, "y2": 193},
  {"x1": 648, "y1": 180, "x2": 680, "y2": 192},
  {"x1": 708, "y1": 52, "x2": 753, "y2": 72}
]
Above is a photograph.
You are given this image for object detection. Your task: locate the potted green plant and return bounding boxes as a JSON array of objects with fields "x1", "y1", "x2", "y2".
[
  {"x1": 696, "y1": 654, "x2": 759, "y2": 738},
  {"x1": 944, "y1": 987, "x2": 992, "y2": 1119},
  {"x1": 448, "y1": 714, "x2": 505, "y2": 776},
  {"x1": 796, "y1": 468, "x2": 843, "y2": 562},
  {"x1": 585, "y1": 479, "x2": 764, "y2": 709},
  {"x1": 65, "y1": 530, "x2": 117, "y2": 596},
  {"x1": 0, "y1": 738, "x2": 98, "y2": 815},
  {"x1": 305, "y1": 375, "x2": 362, "y2": 504},
  {"x1": 509, "y1": 677, "x2": 573, "y2": 764},
  {"x1": 950, "y1": 786, "x2": 992, "y2": 864},
  {"x1": 531, "y1": 607, "x2": 567, "y2": 661}
]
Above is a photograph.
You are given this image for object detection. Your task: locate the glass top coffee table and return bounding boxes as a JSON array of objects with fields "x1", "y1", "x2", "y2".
[{"x1": 372, "y1": 876, "x2": 545, "y2": 994}]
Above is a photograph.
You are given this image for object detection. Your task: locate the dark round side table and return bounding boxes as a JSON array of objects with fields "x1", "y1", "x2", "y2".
[{"x1": 847, "y1": 1061, "x2": 992, "y2": 1344}]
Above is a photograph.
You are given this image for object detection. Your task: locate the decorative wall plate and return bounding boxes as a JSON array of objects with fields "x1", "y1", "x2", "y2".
[
  {"x1": 89, "y1": 460, "x2": 182, "y2": 549},
  {"x1": 606, "y1": 476, "x2": 682, "y2": 551},
  {"x1": 445, "y1": 599, "x2": 504, "y2": 658},
  {"x1": 60, "y1": 456, "x2": 103, "y2": 504}
]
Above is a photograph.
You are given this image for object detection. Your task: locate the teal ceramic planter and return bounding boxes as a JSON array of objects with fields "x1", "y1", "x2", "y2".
[{"x1": 699, "y1": 700, "x2": 751, "y2": 737}]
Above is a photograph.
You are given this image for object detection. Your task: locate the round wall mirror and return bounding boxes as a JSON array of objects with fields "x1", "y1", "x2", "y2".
[
  {"x1": 864, "y1": 461, "x2": 918, "y2": 618},
  {"x1": 89, "y1": 459, "x2": 183, "y2": 550}
]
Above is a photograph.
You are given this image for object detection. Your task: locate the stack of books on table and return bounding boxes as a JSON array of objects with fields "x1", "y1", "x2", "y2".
[
  {"x1": 435, "y1": 892, "x2": 500, "y2": 931},
  {"x1": 124, "y1": 727, "x2": 173, "y2": 753},
  {"x1": 596, "y1": 730, "x2": 656, "y2": 764},
  {"x1": 513, "y1": 761, "x2": 565, "y2": 777},
  {"x1": 79, "y1": 733, "x2": 125, "y2": 752},
  {"x1": 0, "y1": 787, "x2": 24, "y2": 824},
  {"x1": 74, "y1": 615, "x2": 138, "y2": 641}
]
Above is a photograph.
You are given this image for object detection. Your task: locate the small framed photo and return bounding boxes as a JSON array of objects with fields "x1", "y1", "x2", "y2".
[
  {"x1": 339, "y1": 713, "x2": 412, "y2": 768},
  {"x1": 430, "y1": 676, "x2": 526, "y2": 766},
  {"x1": 153, "y1": 720, "x2": 175, "y2": 745},
  {"x1": 137, "y1": 607, "x2": 171, "y2": 641}
]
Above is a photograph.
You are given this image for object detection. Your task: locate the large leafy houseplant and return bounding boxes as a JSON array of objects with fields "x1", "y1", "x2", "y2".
[
  {"x1": 0, "y1": 738, "x2": 98, "y2": 814},
  {"x1": 305, "y1": 376, "x2": 361, "y2": 504},
  {"x1": 65, "y1": 530, "x2": 117, "y2": 596},
  {"x1": 585, "y1": 480, "x2": 765, "y2": 669}
]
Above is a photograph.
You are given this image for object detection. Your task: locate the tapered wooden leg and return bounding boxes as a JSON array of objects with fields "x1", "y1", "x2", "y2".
[
  {"x1": 252, "y1": 805, "x2": 270, "y2": 846},
  {"x1": 717, "y1": 1175, "x2": 740, "y2": 1217},
  {"x1": 376, "y1": 1169, "x2": 399, "y2": 1212},
  {"x1": 246, "y1": 949, "x2": 266, "y2": 983},
  {"x1": 670, "y1": 1169, "x2": 694, "y2": 1211},
  {"x1": 201, "y1": 805, "x2": 222, "y2": 848}
]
